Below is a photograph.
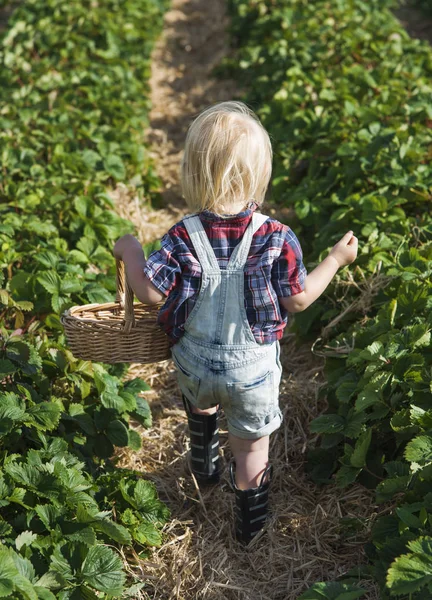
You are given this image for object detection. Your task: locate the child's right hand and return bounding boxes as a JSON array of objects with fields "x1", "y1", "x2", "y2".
[{"x1": 329, "y1": 231, "x2": 358, "y2": 267}]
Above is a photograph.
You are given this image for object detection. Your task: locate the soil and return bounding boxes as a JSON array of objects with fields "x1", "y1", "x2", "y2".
[{"x1": 395, "y1": 3, "x2": 432, "y2": 44}]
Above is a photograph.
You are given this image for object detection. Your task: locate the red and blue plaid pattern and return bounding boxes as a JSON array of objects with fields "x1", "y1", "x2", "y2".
[{"x1": 143, "y1": 206, "x2": 307, "y2": 344}]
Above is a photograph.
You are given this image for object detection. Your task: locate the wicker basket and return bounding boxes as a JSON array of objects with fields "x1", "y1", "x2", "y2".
[{"x1": 61, "y1": 259, "x2": 171, "y2": 364}]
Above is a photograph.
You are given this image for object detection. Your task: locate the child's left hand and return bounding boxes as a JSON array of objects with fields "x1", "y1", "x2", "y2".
[{"x1": 113, "y1": 234, "x2": 141, "y2": 260}]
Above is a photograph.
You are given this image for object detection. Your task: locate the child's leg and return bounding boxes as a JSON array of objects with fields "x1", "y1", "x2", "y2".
[
  {"x1": 183, "y1": 396, "x2": 221, "y2": 483},
  {"x1": 228, "y1": 433, "x2": 272, "y2": 544},
  {"x1": 190, "y1": 405, "x2": 218, "y2": 415},
  {"x1": 228, "y1": 433, "x2": 269, "y2": 489}
]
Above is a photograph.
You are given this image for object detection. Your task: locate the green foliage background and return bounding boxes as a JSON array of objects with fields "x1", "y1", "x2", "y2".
[
  {"x1": 223, "y1": 0, "x2": 432, "y2": 598},
  {"x1": 0, "y1": 1, "x2": 170, "y2": 598}
]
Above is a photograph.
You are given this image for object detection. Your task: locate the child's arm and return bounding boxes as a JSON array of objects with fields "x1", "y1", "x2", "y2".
[
  {"x1": 279, "y1": 231, "x2": 358, "y2": 313},
  {"x1": 113, "y1": 234, "x2": 165, "y2": 305}
]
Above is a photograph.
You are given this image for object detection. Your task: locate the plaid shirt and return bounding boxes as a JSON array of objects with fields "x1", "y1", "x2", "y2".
[{"x1": 143, "y1": 205, "x2": 307, "y2": 344}]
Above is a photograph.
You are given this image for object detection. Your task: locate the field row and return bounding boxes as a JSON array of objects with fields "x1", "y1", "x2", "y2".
[
  {"x1": 0, "y1": 1, "x2": 169, "y2": 598},
  {"x1": 224, "y1": 1, "x2": 432, "y2": 598}
]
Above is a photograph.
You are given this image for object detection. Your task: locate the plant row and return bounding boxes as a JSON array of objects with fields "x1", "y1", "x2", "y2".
[
  {"x1": 224, "y1": 1, "x2": 432, "y2": 598},
  {"x1": 0, "y1": 1, "x2": 169, "y2": 598}
]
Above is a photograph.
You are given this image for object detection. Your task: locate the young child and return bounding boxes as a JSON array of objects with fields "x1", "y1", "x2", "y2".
[{"x1": 113, "y1": 101, "x2": 358, "y2": 544}]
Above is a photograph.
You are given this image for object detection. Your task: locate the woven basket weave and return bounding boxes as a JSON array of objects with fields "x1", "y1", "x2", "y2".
[{"x1": 61, "y1": 259, "x2": 171, "y2": 364}]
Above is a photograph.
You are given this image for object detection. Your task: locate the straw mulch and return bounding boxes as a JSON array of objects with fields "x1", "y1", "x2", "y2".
[{"x1": 115, "y1": 336, "x2": 384, "y2": 600}]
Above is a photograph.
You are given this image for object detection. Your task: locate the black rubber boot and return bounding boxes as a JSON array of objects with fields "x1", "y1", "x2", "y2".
[
  {"x1": 182, "y1": 395, "x2": 221, "y2": 484},
  {"x1": 229, "y1": 461, "x2": 273, "y2": 544}
]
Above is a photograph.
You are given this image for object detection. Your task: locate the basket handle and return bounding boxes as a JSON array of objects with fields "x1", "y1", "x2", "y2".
[{"x1": 115, "y1": 259, "x2": 135, "y2": 333}]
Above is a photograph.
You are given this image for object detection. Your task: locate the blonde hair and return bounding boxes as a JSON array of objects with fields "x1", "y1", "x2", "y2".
[{"x1": 180, "y1": 101, "x2": 273, "y2": 214}]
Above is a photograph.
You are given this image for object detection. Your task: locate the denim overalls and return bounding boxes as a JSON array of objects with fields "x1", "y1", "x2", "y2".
[{"x1": 171, "y1": 211, "x2": 283, "y2": 440}]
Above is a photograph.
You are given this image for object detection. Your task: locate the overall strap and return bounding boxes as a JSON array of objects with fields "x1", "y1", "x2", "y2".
[
  {"x1": 183, "y1": 215, "x2": 220, "y2": 273},
  {"x1": 227, "y1": 212, "x2": 269, "y2": 271}
]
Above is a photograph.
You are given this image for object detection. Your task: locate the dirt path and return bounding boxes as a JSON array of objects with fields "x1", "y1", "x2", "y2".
[
  {"x1": 114, "y1": 1, "x2": 382, "y2": 598},
  {"x1": 395, "y1": 4, "x2": 432, "y2": 44}
]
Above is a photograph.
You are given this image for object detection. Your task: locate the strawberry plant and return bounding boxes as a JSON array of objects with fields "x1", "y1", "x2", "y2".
[
  {"x1": 0, "y1": 0, "x2": 170, "y2": 597},
  {"x1": 224, "y1": 0, "x2": 432, "y2": 597}
]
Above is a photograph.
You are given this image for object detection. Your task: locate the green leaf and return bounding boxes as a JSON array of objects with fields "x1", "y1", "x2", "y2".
[
  {"x1": 0, "y1": 578, "x2": 14, "y2": 597},
  {"x1": 0, "y1": 360, "x2": 16, "y2": 379},
  {"x1": 0, "y1": 547, "x2": 18, "y2": 596},
  {"x1": 63, "y1": 523, "x2": 96, "y2": 546},
  {"x1": 35, "y1": 505, "x2": 62, "y2": 531},
  {"x1": 335, "y1": 465, "x2": 362, "y2": 488},
  {"x1": 106, "y1": 420, "x2": 129, "y2": 447},
  {"x1": 387, "y1": 545, "x2": 432, "y2": 595},
  {"x1": 35, "y1": 570, "x2": 66, "y2": 590},
  {"x1": 80, "y1": 545, "x2": 125, "y2": 595},
  {"x1": 310, "y1": 414, "x2": 346, "y2": 434},
  {"x1": 396, "y1": 507, "x2": 422, "y2": 529},
  {"x1": 298, "y1": 581, "x2": 366, "y2": 599},
  {"x1": 128, "y1": 429, "x2": 142, "y2": 451},
  {"x1": 15, "y1": 530, "x2": 37, "y2": 551},
  {"x1": 34, "y1": 586, "x2": 57, "y2": 600},
  {"x1": 132, "y1": 397, "x2": 152, "y2": 427},
  {"x1": 50, "y1": 547, "x2": 74, "y2": 581},
  {"x1": 92, "y1": 520, "x2": 132, "y2": 545},
  {"x1": 350, "y1": 429, "x2": 372, "y2": 468},
  {"x1": 378, "y1": 476, "x2": 411, "y2": 503},
  {"x1": 26, "y1": 402, "x2": 61, "y2": 431},
  {"x1": 134, "y1": 522, "x2": 162, "y2": 546},
  {"x1": 335, "y1": 381, "x2": 357, "y2": 403},
  {"x1": 37, "y1": 272, "x2": 60, "y2": 295},
  {"x1": 124, "y1": 378, "x2": 151, "y2": 394},
  {"x1": 81, "y1": 150, "x2": 101, "y2": 169},
  {"x1": 104, "y1": 155, "x2": 126, "y2": 180},
  {"x1": 405, "y1": 435, "x2": 432, "y2": 465},
  {"x1": 409, "y1": 324, "x2": 431, "y2": 349}
]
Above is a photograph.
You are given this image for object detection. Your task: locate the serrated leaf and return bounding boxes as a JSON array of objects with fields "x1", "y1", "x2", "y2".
[
  {"x1": 16, "y1": 530, "x2": 37, "y2": 551},
  {"x1": 298, "y1": 581, "x2": 366, "y2": 599},
  {"x1": 409, "y1": 324, "x2": 431, "y2": 349},
  {"x1": 35, "y1": 570, "x2": 66, "y2": 590},
  {"x1": 132, "y1": 397, "x2": 152, "y2": 427},
  {"x1": 80, "y1": 545, "x2": 125, "y2": 594},
  {"x1": 50, "y1": 547, "x2": 74, "y2": 581},
  {"x1": 128, "y1": 429, "x2": 142, "y2": 451},
  {"x1": 37, "y1": 271, "x2": 60, "y2": 294},
  {"x1": 26, "y1": 402, "x2": 61, "y2": 431},
  {"x1": 387, "y1": 550, "x2": 432, "y2": 595},
  {"x1": 106, "y1": 420, "x2": 129, "y2": 447},
  {"x1": 310, "y1": 414, "x2": 346, "y2": 434},
  {"x1": 118, "y1": 391, "x2": 137, "y2": 412},
  {"x1": 0, "y1": 359, "x2": 17, "y2": 378},
  {"x1": 396, "y1": 507, "x2": 422, "y2": 529},
  {"x1": 104, "y1": 155, "x2": 126, "y2": 180},
  {"x1": 134, "y1": 522, "x2": 162, "y2": 546},
  {"x1": 13, "y1": 574, "x2": 38, "y2": 600},
  {"x1": 405, "y1": 436, "x2": 432, "y2": 465},
  {"x1": 63, "y1": 524, "x2": 96, "y2": 546},
  {"x1": 335, "y1": 465, "x2": 361, "y2": 488},
  {"x1": 124, "y1": 378, "x2": 151, "y2": 394},
  {"x1": 335, "y1": 381, "x2": 357, "y2": 403},
  {"x1": 34, "y1": 586, "x2": 57, "y2": 600},
  {"x1": 81, "y1": 150, "x2": 101, "y2": 169},
  {"x1": 92, "y1": 520, "x2": 132, "y2": 545},
  {"x1": 15, "y1": 554, "x2": 35, "y2": 582},
  {"x1": 350, "y1": 429, "x2": 372, "y2": 468},
  {"x1": 0, "y1": 547, "x2": 18, "y2": 596},
  {"x1": 35, "y1": 505, "x2": 63, "y2": 531}
]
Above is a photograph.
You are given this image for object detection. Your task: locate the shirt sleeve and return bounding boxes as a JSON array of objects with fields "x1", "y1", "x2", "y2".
[
  {"x1": 271, "y1": 226, "x2": 307, "y2": 297},
  {"x1": 143, "y1": 232, "x2": 181, "y2": 297}
]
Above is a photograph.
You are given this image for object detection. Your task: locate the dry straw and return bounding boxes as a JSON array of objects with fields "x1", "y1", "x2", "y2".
[
  {"x1": 61, "y1": 259, "x2": 171, "y2": 364},
  {"x1": 116, "y1": 336, "x2": 385, "y2": 600}
]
